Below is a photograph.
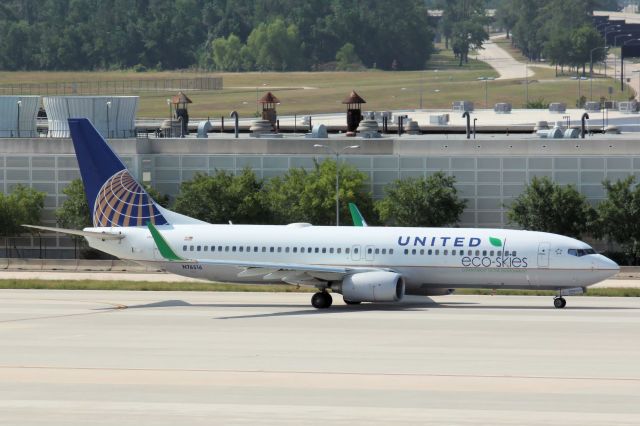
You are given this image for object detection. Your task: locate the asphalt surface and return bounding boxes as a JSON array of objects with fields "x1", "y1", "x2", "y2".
[{"x1": 0, "y1": 290, "x2": 639, "y2": 425}]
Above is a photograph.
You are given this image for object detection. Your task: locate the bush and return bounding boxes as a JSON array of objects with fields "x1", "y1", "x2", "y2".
[
  {"x1": 525, "y1": 97, "x2": 547, "y2": 109},
  {"x1": 132, "y1": 63, "x2": 147, "y2": 72}
]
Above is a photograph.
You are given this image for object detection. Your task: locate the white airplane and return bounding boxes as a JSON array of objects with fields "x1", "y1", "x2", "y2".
[{"x1": 26, "y1": 119, "x2": 619, "y2": 309}]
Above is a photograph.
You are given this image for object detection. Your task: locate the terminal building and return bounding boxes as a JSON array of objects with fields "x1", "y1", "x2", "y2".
[{"x1": 0, "y1": 94, "x2": 639, "y2": 257}]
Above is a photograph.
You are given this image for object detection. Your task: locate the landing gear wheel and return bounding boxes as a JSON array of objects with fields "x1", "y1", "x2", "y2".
[
  {"x1": 344, "y1": 299, "x2": 362, "y2": 305},
  {"x1": 554, "y1": 297, "x2": 567, "y2": 309},
  {"x1": 311, "y1": 292, "x2": 333, "y2": 309}
]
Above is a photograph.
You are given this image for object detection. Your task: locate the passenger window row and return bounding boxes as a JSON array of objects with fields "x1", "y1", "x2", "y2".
[
  {"x1": 403, "y1": 249, "x2": 517, "y2": 256},
  {"x1": 181, "y1": 245, "x2": 395, "y2": 255},
  {"x1": 178, "y1": 244, "x2": 519, "y2": 258}
]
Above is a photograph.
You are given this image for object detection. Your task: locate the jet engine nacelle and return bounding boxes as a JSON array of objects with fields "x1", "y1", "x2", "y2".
[{"x1": 338, "y1": 271, "x2": 405, "y2": 302}]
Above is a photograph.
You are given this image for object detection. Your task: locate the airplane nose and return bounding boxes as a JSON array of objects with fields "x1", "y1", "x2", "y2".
[{"x1": 595, "y1": 254, "x2": 620, "y2": 273}]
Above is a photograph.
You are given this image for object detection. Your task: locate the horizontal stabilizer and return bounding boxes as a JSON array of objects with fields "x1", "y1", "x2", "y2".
[{"x1": 22, "y1": 225, "x2": 125, "y2": 240}]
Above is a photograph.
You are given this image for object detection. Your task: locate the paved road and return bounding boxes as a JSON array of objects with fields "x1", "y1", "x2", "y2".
[
  {"x1": 0, "y1": 290, "x2": 638, "y2": 425},
  {"x1": 477, "y1": 35, "x2": 536, "y2": 80}
]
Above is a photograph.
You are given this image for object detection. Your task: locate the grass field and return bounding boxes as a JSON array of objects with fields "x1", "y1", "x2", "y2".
[
  {"x1": 0, "y1": 44, "x2": 635, "y2": 118},
  {"x1": 0, "y1": 279, "x2": 637, "y2": 297}
]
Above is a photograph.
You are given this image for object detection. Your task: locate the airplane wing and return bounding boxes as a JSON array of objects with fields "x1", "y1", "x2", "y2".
[
  {"x1": 22, "y1": 224, "x2": 125, "y2": 240},
  {"x1": 147, "y1": 222, "x2": 379, "y2": 285}
]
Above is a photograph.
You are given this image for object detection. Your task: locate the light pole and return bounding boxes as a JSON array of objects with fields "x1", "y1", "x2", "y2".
[
  {"x1": 590, "y1": 46, "x2": 608, "y2": 100},
  {"x1": 571, "y1": 76, "x2": 587, "y2": 106},
  {"x1": 614, "y1": 34, "x2": 633, "y2": 81},
  {"x1": 633, "y1": 70, "x2": 640, "y2": 101},
  {"x1": 603, "y1": 25, "x2": 621, "y2": 77},
  {"x1": 16, "y1": 100, "x2": 21, "y2": 138},
  {"x1": 418, "y1": 70, "x2": 431, "y2": 109},
  {"x1": 478, "y1": 77, "x2": 495, "y2": 109},
  {"x1": 166, "y1": 98, "x2": 172, "y2": 137},
  {"x1": 313, "y1": 144, "x2": 360, "y2": 226},
  {"x1": 620, "y1": 38, "x2": 640, "y2": 91},
  {"x1": 525, "y1": 61, "x2": 529, "y2": 105},
  {"x1": 614, "y1": 33, "x2": 632, "y2": 47},
  {"x1": 106, "y1": 101, "x2": 111, "y2": 139}
]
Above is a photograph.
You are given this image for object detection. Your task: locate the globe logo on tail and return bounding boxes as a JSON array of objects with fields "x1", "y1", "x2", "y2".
[{"x1": 93, "y1": 169, "x2": 167, "y2": 227}]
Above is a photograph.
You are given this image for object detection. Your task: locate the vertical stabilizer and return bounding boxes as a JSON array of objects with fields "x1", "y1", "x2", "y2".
[{"x1": 68, "y1": 118, "x2": 169, "y2": 227}]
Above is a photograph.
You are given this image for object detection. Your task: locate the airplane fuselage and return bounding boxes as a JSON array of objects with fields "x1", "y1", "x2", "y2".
[{"x1": 86, "y1": 224, "x2": 619, "y2": 294}]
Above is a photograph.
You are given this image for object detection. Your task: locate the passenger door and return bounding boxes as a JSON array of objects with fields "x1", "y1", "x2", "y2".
[{"x1": 537, "y1": 242, "x2": 550, "y2": 268}]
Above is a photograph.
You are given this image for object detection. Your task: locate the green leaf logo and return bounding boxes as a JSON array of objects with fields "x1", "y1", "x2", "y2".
[{"x1": 489, "y1": 237, "x2": 502, "y2": 247}]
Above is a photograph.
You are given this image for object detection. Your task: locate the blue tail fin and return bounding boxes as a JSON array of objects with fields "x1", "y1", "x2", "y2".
[{"x1": 69, "y1": 118, "x2": 169, "y2": 227}]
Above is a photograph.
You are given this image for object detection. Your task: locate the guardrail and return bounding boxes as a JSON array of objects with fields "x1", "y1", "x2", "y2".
[{"x1": 0, "y1": 259, "x2": 163, "y2": 273}]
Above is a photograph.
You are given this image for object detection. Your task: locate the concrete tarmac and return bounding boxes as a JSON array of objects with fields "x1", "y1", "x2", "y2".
[
  {"x1": 0, "y1": 290, "x2": 639, "y2": 425},
  {"x1": 1, "y1": 270, "x2": 639, "y2": 288}
]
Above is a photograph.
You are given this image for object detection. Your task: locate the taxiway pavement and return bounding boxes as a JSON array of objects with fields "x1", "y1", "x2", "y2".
[
  {"x1": 0, "y1": 290, "x2": 639, "y2": 425},
  {"x1": 1, "y1": 270, "x2": 638, "y2": 288}
]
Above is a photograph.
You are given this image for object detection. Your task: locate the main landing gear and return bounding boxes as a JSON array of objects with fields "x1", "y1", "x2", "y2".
[
  {"x1": 553, "y1": 296, "x2": 567, "y2": 309},
  {"x1": 311, "y1": 291, "x2": 333, "y2": 309}
]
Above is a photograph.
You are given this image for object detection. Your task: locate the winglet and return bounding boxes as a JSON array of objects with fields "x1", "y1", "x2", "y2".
[
  {"x1": 348, "y1": 203, "x2": 368, "y2": 227},
  {"x1": 147, "y1": 222, "x2": 183, "y2": 261}
]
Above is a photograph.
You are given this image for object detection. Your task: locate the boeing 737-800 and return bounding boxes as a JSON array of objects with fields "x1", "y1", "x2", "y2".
[{"x1": 26, "y1": 119, "x2": 619, "y2": 309}]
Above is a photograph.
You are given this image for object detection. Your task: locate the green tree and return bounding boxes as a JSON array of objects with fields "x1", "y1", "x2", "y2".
[
  {"x1": 506, "y1": 0, "x2": 601, "y2": 65},
  {"x1": 322, "y1": 0, "x2": 433, "y2": 70},
  {"x1": 265, "y1": 159, "x2": 374, "y2": 226},
  {"x1": 7, "y1": 184, "x2": 45, "y2": 233},
  {"x1": 439, "y1": 0, "x2": 488, "y2": 64},
  {"x1": 335, "y1": 43, "x2": 363, "y2": 71},
  {"x1": 55, "y1": 179, "x2": 95, "y2": 258},
  {"x1": 596, "y1": 176, "x2": 640, "y2": 262},
  {"x1": 375, "y1": 172, "x2": 466, "y2": 227},
  {"x1": 451, "y1": 20, "x2": 488, "y2": 66},
  {"x1": 56, "y1": 179, "x2": 91, "y2": 230},
  {"x1": 0, "y1": 185, "x2": 45, "y2": 257},
  {"x1": 592, "y1": 0, "x2": 619, "y2": 11},
  {"x1": 507, "y1": 176, "x2": 594, "y2": 239},
  {"x1": 0, "y1": 0, "x2": 434, "y2": 71},
  {"x1": 173, "y1": 169, "x2": 267, "y2": 224},
  {"x1": 570, "y1": 25, "x2": 605, "y2": 75},
  {"x1": 495, "y1": 0, "x2": 518, "y2": 40},
  {"x1": 543, "y1": 28, "x2": 575, "y2": 75},
  {"x1": 510, "y1": 0, "x2": 548, "y2": 60},
  {"x1": 211, "y1": 34, "x2": 246, "y2": 71},
  {"x1": 246, "y1": 18, "x2": 302, "y2": 71},
  {"x1": 144, "y1": 184, "x2": 170, "y2": 208}
]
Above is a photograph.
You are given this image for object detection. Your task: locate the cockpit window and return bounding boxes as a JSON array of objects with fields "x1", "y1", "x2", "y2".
[{"x1": 568, "y1": 248, "x2": 596, "y2": 257}]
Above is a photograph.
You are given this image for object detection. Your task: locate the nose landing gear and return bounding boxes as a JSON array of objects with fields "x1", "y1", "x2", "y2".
[{"x1": 553, "y1": 296, "x2": 567, "y2": 309}]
